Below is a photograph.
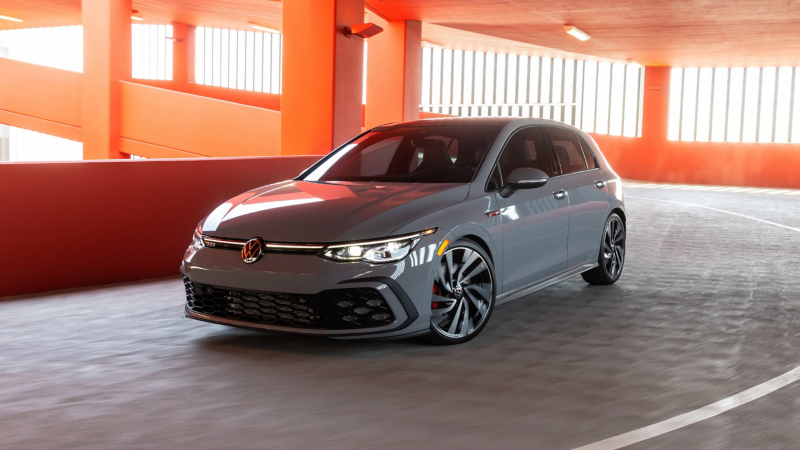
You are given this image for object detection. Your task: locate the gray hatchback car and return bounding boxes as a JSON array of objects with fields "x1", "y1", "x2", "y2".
[{"x1": 182, "y1": 117, "x2": 626, "y2": 344}]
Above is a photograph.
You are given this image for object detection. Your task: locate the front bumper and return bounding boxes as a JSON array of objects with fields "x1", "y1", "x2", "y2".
[{"x1": 181, "y1": 233, "x2": 443, "y2": 339}]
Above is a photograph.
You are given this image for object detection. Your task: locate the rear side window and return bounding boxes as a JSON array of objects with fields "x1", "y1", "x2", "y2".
[
  {"x1": 496, "y1": 127, "x2": 554, "y2": 185},
  {"x1": 575, "y1": 134, "x2": 598, "y2": 169},
  {"x1": 546, "y1": 126, "x2": 588, "y2": 175}
]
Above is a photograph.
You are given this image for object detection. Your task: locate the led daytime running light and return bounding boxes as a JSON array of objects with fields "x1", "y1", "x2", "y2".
[
  {"x1": 326, "y1": 228, "x2": 437, "y2": 249},
  {"x1": 322, "y1": 228, "x2": 437, "y2": 263}
]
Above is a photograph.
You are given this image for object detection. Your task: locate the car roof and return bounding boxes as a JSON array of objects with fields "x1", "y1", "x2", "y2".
[{"x1": 375, "y1": 116, "x2": 581, "y2": 130}]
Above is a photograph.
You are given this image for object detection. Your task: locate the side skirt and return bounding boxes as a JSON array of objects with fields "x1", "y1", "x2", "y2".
[{"x1": 496, "y1": 263, "x2": 598, "y2": 306}]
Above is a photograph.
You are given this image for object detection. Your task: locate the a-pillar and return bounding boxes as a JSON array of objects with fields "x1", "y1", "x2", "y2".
[
  {"x1": 365, "y1": 13, "x2": 421, "y2": 129},
  {"x1": 82, "y1": 0, "x2": 131, "y2": 159},
  {"x1": 281, "y1": 0, "x2": 365, "y2": 155}
]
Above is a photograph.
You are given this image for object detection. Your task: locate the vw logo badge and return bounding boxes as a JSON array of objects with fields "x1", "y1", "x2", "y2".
[{"x1": 241, "y1": 238, "x2": 264, "y2": 264}]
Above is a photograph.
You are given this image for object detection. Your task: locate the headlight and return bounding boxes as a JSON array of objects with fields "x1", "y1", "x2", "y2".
[
  {"x1": 321, "y1": 228, "x2": 437, "y2": 263},
  {"x1": 191, "y1": 225, "x2": 204, "y2": 250}
]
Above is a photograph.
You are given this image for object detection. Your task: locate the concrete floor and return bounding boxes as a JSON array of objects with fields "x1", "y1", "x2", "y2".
[{"x1": 2, "y1": 185, "x2": 799, "y2": 450}]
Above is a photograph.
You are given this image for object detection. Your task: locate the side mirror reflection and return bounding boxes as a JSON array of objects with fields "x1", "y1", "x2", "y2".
[{"x1": 499, "y1": 168, "x2": 549, "y2": 198}]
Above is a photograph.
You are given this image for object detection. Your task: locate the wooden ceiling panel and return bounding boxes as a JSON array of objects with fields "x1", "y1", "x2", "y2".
[
  {"x1": 367, "y1": 0, "x2": 800, "y2": 67},
  {"x1": 0, "y1": 0, "x2": 80, "y2": 30},
  {"x1": 3, "y1": 0, "x2": 800, "y2": 67}
]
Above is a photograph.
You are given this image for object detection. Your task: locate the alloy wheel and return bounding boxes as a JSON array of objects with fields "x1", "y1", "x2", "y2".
[
  {"x1": 431, "y1": 246, "x2": 494, "y2": 338},
  {"x1": 603, "y1": 216, "x2": 626, "y2": 279}
]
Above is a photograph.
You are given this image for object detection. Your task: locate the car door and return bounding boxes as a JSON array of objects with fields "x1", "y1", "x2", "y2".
[
  {"x1": 544, "y1": 126, "x2": 609, "y2": 267},
  {"x1": 490, "y1": 126, "x2": 570, "y2": 293}
]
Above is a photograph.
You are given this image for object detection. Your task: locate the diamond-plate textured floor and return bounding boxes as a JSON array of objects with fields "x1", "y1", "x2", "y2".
[{"x1": 0, "y1": 186, "x2": 798, "y2": 450}]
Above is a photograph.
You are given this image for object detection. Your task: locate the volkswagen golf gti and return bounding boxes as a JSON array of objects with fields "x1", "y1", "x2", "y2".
[{"x1": 182, "y1": 117, "x2": 626, "y2": 344}]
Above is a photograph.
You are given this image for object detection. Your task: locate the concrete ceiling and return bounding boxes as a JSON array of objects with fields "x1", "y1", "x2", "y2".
[{"x1": 2, "y1": 0, "x2": 799, "y2": 67}]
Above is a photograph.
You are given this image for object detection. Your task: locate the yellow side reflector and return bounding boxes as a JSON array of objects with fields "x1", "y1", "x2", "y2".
[{"x1": 437, "y1": 239, "x2": 450, "y2": 256}]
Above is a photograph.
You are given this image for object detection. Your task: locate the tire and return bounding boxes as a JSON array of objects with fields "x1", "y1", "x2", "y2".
[
  {"x1": 582, "y1": 213, "x2": 626, "y2": 285},
  {"x1": 427, "y1": 239, "x2": 496, "y2": 345}
]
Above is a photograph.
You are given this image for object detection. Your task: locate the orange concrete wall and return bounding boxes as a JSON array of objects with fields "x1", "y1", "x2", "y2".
[
  {"x1": 0, "y1": 58, "x2": 82, "y2": 140},
  {"x1": 591, "y1": 134, "x2": 800, "y2": 188},
  {"x1": 120, "y1": 82, "x2": 282, "y2": 157},
  {"x1": 591, "y1": 66, "x2": 800, "y2": 189},
  {"x1": 0, "y1": 156, "x2": 320, "y2": 298}
]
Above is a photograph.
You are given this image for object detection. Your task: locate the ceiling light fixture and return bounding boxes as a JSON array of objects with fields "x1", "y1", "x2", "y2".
[
  {"x1": 422, "y1": 41, "x2": 444, "y2": 50},
  {"x1": 0, "y1": 14, "x2": 23, "y2": 22},
  {"x1": 345, "y1": 23, "x2": 383, "y2": 39},
  {"x1": 250, "y1": 24, "x2": 280, "y2": 33},
  {"x1": 131, "y1": 15, "x2": 144, "y2": 21},
  {"x1": 564, "y1": 25, "x2": 590, "y2": 41}
]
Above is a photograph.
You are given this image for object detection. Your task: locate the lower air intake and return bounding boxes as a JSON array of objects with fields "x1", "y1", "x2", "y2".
[{"x1": 183, "y1": 276, "x2": 395, "y2": 330}]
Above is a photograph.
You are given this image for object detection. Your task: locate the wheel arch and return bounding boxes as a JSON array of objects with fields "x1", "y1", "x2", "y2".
[
  {"x1": 456, "y1": 234, "x2": 494, "y2": 264},
  {"x1": 611, "y1": 207, "x2": 626, "y2": 224}
]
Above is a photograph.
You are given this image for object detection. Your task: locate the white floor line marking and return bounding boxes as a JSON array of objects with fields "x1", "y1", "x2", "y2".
[
  {"x1": 629, "y1": 185, "x2": 800, "y2": 195},
  {"x1": 572, "y1": 196, "x2": 800, "y2": 450},
  {"x1": 572, "y1": 366, "x2": 800, "y2": 450}
]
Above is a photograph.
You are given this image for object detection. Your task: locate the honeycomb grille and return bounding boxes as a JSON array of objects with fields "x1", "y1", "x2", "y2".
[{"x1": 183, "y1": 276, "x2": 395, "y2": 330}]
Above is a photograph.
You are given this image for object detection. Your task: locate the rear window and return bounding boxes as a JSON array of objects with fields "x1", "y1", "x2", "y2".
[
  {"x1": 546, "y1": 126, "x2": 588, "y2": 175},
  {"x1": 301, "y1": 125, "x2": 502, "y2": 183},
  {"x1": 576, "y1": 134, "x2": 598, "y2": 169}
]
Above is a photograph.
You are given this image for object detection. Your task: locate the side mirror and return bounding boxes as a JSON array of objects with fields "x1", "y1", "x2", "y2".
[{"x1": 499, "y1": 168, "x2": 549, "y2": 198}]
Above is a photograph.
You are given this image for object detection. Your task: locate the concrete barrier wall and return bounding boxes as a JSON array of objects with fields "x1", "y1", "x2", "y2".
[{"x1": 0, "y1": 156, "x2": 320, "y2": 298}]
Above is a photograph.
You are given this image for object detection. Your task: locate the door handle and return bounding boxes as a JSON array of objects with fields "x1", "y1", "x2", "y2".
[
  {"x1": 553, "y1": 190, "x2": 567, "y2": 200},
  {"x1": 594, "y1": 180, "x2": 607, "y2": 189}
]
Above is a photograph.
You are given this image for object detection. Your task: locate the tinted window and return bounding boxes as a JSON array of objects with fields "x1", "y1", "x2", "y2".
[
  {"x1": 496, "y1": 127, "x2": 553, "y2": 186},
  {"x1": 301, "y1": 125, "x2": 501, "y2": 183},
  {"x1": 546, "y1": 126, "x2": 588, "y2": 175},
  {"x1": 575, "y1": 134, "x2": 598, "y2": 169}
]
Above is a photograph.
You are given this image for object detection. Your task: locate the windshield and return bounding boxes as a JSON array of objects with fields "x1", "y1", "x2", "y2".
[{"x1": 300, "y1": 125, "x2": 503, "y2": 183}]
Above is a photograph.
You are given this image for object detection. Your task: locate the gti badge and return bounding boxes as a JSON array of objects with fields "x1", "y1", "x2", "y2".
[{"x1": 241, "y1": 238, "x2": 264, "y2": 264}]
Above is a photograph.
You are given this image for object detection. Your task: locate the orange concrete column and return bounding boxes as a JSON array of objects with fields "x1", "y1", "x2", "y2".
[
  {"x1": 171, "y1": 23, "x2": 195, "y2": 86},
  {"x1": 81, "y1": 0, "x2": 132, "y2": 159},
  {"x1": 365, "y1": 14, "x2": 421, "y2": 129},
  {"x1": 281, "y1": 0, "x2": 365, "y2": 155},
  {"x1": 641, "y1": 66, "x2": 671, "y2": 141}
]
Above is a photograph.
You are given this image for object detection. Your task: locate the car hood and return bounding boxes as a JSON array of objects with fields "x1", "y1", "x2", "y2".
[{"x1": 201, "y1": 181, "x2": 469, "y2": 243}]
